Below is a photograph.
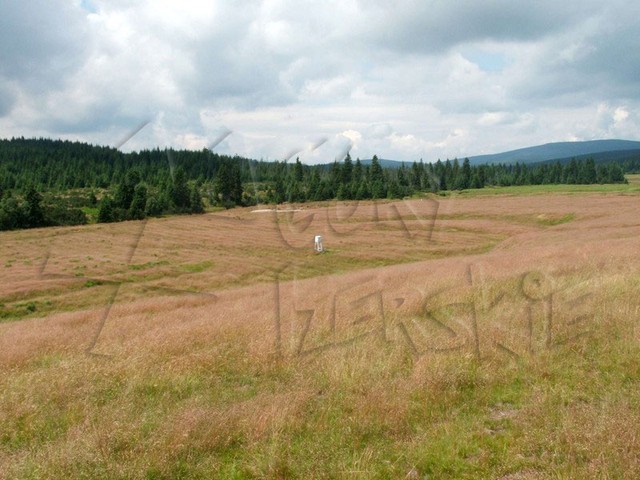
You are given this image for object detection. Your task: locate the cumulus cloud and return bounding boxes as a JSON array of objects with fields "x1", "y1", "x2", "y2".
[
  {"x1": 356, "y1": 0, "x2": 601, "y2": 54},
  {"x1": 0, "y1": 0, "x2": 89, "y2": 87},
  {"x1": 1, "y1": 0, "x2": 640, "y2": 161}
]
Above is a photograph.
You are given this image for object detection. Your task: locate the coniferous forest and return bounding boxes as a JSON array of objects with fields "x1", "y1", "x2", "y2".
[{"x1": 0, "y1": 137, "x2": 633, "y2": 231}]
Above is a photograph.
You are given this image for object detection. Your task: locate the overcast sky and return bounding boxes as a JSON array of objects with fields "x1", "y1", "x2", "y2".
[{"x1": 1, "y1": 0, "x2": 639, "y2": 163}]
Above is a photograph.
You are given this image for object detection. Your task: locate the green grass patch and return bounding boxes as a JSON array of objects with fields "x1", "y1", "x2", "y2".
[
  {"x1": 81, "y1": 206, "x2": 100, "y2": 223},
  {"x1": 0, "y1": 299, "x2": 54, "y2": 321},
  {"x1": 180, "y1": 260, "x2": 214, "y2": 273}
]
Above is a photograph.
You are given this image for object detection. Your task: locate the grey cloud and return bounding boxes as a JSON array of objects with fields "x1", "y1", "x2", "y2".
[
  {"x1": 0, "y1": 0, "x2": 89, "y2": 89},
  {"x1": 2, "y1": 1, "x2": 640, "y2": 162},
  {"x1": 0, "y1": 80, "x2": 17, "y2": 116},
  {"x1": 509, "y1": 9, "x2": 640, "y2": 108},
  {"x1": 573, "y1": 22, "x2": 640, "y2": 97},
  {"x1": 182, "y1": 10, "x2": 297, "y2": 108},
  {"x1": 356, "y1": 0, "x2": 601, "y2": 55}
]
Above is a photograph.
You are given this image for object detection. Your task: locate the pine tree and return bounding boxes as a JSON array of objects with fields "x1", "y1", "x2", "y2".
[
  {"x1": 213, "y1": 160, "x2": 243, "y2": 206},
  {"x1": 97, "y1": 197, "x2": 115, "y2": 223},
  {"x1": 386, "y1": 178, "x2": 401, "y2": 199},
  {"x1": 336, "y1": 183, "x2": 348, "y2": 200},
  {"x1": 342, "y1": 154, "x2": 353, "y2": 185},
  {"x1": 189, "y1": 184, "x2": 204, "y2": 213},
  {"x1": 582, "y1": 158, "x2": 597, "y2": 184},
  {"x1": 451, "y1": 159, "x2": 460, "y2": 189},
  {"x1": 370, "y1": 155, "x2": 383, "y2": 184},
  {"x1": 564, "y1": 159, "x2": 578, "y2": 184},
  {"x1": 0, "y1": 197, "x2": 23, "y2": 230},
  {"x1": 128, "y1": 183, "x2": 147, "y2": 220},
  {"x1": 329, "y1": 161, "x2": 342, "y2": 194},
  {"x1": 293, "y1": 158, "x2": 304, "y2": 183},
  {"x1": 24, "y1": 186, "x2": 46, "y2": 228},
  {"x1": 411, "y1": 162, "x2": 422, "y2": 189},
  {"x1": 114, "y1": 169, "x2": 141, "y2": 210},
  {"x1": 608, "y1": 163, "x2": 626, "y2": 183},
  {"x1": 171, "y1": 167, "x2": 191, "y2": 210},
  {"x1": 353, "y1": 158, "x2": 363, "y2": 184},
  {"x1": 355, "y1": 180, "x2": 370, "y2": 200},
  {"x1": 145, "y1": 195, "x2": 164, "y2": 217},
  {"x1": 596, "y1": 164, "x2": 609, "y2": 184},
  {"x1": 456, "y1": 158, "x2": 471, "y2": 190},
  {"x1": 273, "y1": 176, "x2": 286, "y2": 204}
]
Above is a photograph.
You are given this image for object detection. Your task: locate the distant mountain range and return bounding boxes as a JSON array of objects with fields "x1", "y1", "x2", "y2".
[
  {"x1": 467, "y1": 139, "x2": 640, "y2": 165},
  {"x1": 357, "y1": 139, "x2": 640, "y2": 168}
]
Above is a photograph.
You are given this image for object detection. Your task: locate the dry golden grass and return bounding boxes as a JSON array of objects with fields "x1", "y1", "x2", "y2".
[{"x1": 1, "y1": 191, "x2": 640, "y2": 478}]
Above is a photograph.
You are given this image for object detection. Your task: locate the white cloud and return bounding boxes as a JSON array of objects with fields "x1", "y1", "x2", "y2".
[
  {"x1": 614, "y1": 107, "x2": 629, "y2": 124},
  {"x1": 1, "y1": 1, "x2": 640, "y2": 162}
]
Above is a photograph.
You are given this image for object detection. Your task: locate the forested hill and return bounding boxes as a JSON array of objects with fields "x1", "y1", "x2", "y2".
[
  {"x1": 468, "y1": 139, "x2": 640, "y2": 165},
  {"x1": 0, "y1": 137, "x2": 633, "y2": 194},
  {"x1": 0, "y1": 136, "x2": 632, "y2": 232},
  {"x1": 0, "y1": 137, "x2": 261, "y2": 191}
]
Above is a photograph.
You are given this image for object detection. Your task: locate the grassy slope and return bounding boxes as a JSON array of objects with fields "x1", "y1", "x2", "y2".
[
  {"x1": 1, "y1": 183, "x2": 640, "y2": 479},
  {"x1": 449, "y1": 173, "x2": 640, "y2": 197}
]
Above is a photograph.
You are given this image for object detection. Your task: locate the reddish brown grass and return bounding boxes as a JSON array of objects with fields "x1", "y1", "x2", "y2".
[{"x1": 2, "y1": 193, "x2": 640, "y2": 478}]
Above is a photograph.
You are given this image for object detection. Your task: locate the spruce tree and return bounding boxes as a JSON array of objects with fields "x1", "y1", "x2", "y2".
[
  {"x1": 189, "y1": 184, "x2": 204, "y2": 213},
  {"x1": 293, "y1": 158, "x2": 304, "y2": 183},
  {"x1": 171, "y1": 167, "x2": 191, "y2": 210},
  {"x1": 128, "y1": 183, "x2": 147, "y2": 220},
  {"x1": 24, "y1": 186, "x2": 46, "y2": 228},
  {"x1": 456, "y1": 158, "x2": 471, "y2": 190},
  {"x1": 342, "y1": 154, "x2": 353, "y2": 185},
  {"x1": 97, "y1": 197, "x2": 115, "y2": 223}
]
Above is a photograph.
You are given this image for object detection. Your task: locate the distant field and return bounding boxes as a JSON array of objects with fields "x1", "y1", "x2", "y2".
[{"x1": 2, "y1": 186, "x2": 640, "y2": 478}]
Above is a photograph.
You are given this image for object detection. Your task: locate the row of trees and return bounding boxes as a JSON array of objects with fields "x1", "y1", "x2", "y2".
[
  {"x1": 0, "y1": 187, "x2": 87, "y2": 231},
  {"x1": 255, "y1": 155, "x2": 627, "y2": 204},
  {"x1": 97, "y1": 168, "x2": 204, "y2": 223},
  {"x1": 1, "y1": 137, "x2": 634, "y2": 197},
  {"x1": 0, "y1": 137, "x2": 632, "y2": 230},
  {"x1": 96, "y1": 157, "x2": 247, "y2": 222},
  {"x1": 0, "y1": 137, "x2": 256, "y2": 192}
]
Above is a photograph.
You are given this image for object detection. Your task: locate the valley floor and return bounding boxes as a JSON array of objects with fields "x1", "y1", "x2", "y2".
[{"x1": 1, "y1": 188, "x2": 640, "y2": 478}]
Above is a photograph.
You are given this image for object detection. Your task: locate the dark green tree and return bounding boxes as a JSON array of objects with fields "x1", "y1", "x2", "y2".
[
  {"x1": 564, "y1": 159, "x2": 579, "y2": 184},
  {"x1": 370, "y1": 155, "x2": 383, "y2": 183},
  {"x1": 582, "y1": 158, "x2": 597, "y2": 184},
  {"x1": 128, "y1": 183, "x2": 147, "y2": 220},
  {"x1": 171, "y1": 167, "x2": 191, "y2": 210},
  {"x1": 114, "y1": 169, "x2": 141, "y2": 210},
  {"x1": 355, "y1": 180, "x2": 371, "y2": 200},
  {"x1": 145, "y1": 195, "x2": 164, "y2": 217},
  {"x1": 24, "y1": 186, "x2": 46, "y2": 228},
  {"x1": 608, "y1": 163, "x2": 626, "y2": 183},
  {"x1": 455, "y1": 158, "x2": 471, "y2": 190},
  {"x1": 293, "y1": 158, "x2": 304, "y2": 183},
  {"x1": 353, "y1": 158, "x2": 363, "y2": 184},
  {"x1": 97, "y1": 197, "x2": 116, "y2": 223},
  {"x1": 0, "y1": 197, "x2": 24, "y2": 230},
  {"x1": 213, "y1": 160, "x2": 243, "y2": 206},
  {"x1": 189, "y1": 184, "x2": 204, "y2": 213},
  {"x1": 342, "y1": 154, "x2": 353, "y2": 186}
]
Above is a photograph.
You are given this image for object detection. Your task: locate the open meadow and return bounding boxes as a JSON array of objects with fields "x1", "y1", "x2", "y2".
[{"x1": 2, "y1": 181, "x2": 640, "y2": 479}]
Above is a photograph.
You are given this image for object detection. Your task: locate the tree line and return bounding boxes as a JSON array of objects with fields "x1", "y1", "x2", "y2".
[
  {"x1": 255, "y1": 155, "x2": 626, "y2": 203},
  {"x1": 0, "y1": 186, "x2": 88, "y2": 231},
  {"x1": 0, "y1": 137, "x2": 632, "y2": 231}
]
